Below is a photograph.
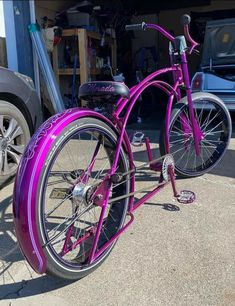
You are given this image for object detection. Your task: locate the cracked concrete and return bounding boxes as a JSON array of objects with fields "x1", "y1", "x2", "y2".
[
  {"x1": 2, "y1": 280, "x2": 28, "y2": 300},
  {"x1": 0, "y1": 129, "x2": 235, "y2": 306}
]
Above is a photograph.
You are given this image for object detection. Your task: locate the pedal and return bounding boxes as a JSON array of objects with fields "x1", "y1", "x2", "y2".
[
  {"x1": 131, "y1": 131, "x2": 145, "y2": 147},
  {"x1": 177, "y1": 190, "x2": 196, "y2": 204}
]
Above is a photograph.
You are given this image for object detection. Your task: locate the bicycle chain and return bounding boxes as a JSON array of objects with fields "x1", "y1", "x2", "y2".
[{"x1": 108, "y1": 154, "x2": 174, "y2": 204}]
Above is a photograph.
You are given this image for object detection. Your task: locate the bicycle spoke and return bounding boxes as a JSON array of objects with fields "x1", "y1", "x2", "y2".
[
  {"x1": 169, "y1": 138, "x2": 186, "y2": 145},
  {"x1": 200, "y1": 107, "x2": 213, "y2": 131},
  {"x1": 205, "y1": 130, "x2": 224, "y2": 136},
  {"x1": 167, "y1": 98, "x2": 230, "y2": 176},
  {"x1": 204, "y1": 121, "x2": 223, "y2": 136},
  {"x1": 45, "y1": 202, "x2": 94, "y2": 247},
  {"x1": 40, "y1": 125, "x2": 129, "y2": 270},
  {"x1": 202, "y1": 111, "x2": 221, "y2": 133},
  {"x1": 45, "y1": 192, "x2": 73, "y2": 217},
  {"x1": 184, "y1": 140, "x2": 194, "y2": 170},
  {"x1": 201, "y1": 139, "x2": 219, "y2": 151}
]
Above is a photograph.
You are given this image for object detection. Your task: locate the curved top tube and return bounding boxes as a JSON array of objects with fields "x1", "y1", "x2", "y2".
[{"x1": 114, "y1": 66, "x2": 180, "y2": 116}]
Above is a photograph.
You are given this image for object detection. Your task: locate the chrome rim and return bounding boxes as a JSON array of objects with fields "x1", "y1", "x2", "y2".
[{"x1": 0, "y1": 114, "x2": 25, "y2": 176}]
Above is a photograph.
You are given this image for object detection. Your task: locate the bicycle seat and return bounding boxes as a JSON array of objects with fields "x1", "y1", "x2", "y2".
[{"x1": 79, "y1": 81, "x2": 130, "y2": 101}]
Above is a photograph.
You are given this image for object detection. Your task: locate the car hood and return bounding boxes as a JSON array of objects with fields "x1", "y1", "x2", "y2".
[{"x1": 202, "y1": 18, "x2": 235, "y2": 68}]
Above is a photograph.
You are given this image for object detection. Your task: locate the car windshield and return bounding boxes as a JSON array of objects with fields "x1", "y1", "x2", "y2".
[{"x1": 202, "y1": 18, "x2": 235, "y2": 67}]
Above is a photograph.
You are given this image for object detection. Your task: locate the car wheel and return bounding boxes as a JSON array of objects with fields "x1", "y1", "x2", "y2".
[{"x1": 0, "y1": 100, "x2": 31, "y2": 189}]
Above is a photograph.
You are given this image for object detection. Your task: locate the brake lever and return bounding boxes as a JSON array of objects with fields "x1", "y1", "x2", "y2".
[
  {"x1": 185, "y1": 47, "x2": 200, "y2": 55},
  {"x1": 192, "y1": 49, "x2": 200, "y2": 55}
]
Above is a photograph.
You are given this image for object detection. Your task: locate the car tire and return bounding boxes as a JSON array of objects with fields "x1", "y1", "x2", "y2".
[{"x1": 0, "y1": 100, "x2": 31, "y2": 189}]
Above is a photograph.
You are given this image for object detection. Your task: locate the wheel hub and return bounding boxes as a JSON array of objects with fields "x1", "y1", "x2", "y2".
[{"x1": 72, "y1": 183, "x2": 94, "y2": 207}]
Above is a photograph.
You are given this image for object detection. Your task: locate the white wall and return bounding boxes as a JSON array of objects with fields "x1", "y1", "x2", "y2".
[{"x1": 0, "y1": 0, "x2": 6, "y2": 37}]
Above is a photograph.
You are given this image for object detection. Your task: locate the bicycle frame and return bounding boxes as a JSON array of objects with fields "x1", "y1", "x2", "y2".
[{"x1": 88, "y1": 23, "x2": 201, "y2": 263}]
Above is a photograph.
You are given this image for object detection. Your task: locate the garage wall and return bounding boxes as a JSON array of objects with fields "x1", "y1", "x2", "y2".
[
  {"x1": 159, "y1": 0, "x2": 235, "y2": 38},
  {"x1": 130, "y1": 14, "x2": 158, "y2": 72},
  {"x1": 131, "y1": 14, "x2": 158, "y2": 54}
]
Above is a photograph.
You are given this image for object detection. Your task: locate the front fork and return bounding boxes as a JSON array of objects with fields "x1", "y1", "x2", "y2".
[
  {"x1": 185, "y1": 89, "x2": 204, "y2": 155},
  {"x1": 165, "y1": 81, "x2": 203, "y2": 156},
  {"x1": 181, "y1": 53, "x2": 203, "y2": 156}
]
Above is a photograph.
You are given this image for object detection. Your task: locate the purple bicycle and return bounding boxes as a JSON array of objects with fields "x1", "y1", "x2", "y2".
[{"x1": 13, "y1": 15, "x2": 231, "y2": 280}]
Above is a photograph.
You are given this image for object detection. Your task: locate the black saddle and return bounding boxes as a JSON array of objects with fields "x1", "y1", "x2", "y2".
[{"x1": 79, "y1": 81, "x2": 130, "y2": 102}]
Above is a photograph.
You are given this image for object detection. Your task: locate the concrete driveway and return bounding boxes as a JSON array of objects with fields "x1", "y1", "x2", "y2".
[{"x1": 0, "y1": 130, "x2": 234, "y2": 306}]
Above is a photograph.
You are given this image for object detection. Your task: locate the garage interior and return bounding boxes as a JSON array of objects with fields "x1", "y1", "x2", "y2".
[
  {"x1": 31, "y1": 0, "x2": 235, "y2": 124},
  {"x1": 20, "y1": 0, "x2": 235, "y2": 123}
]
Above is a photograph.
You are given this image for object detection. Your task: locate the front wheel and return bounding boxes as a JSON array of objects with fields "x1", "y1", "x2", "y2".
[
  {"x1": 36, "y1": 117, "x2": 130, "y2": 280},
  {"x1": 160, "y1": 92, "x2": 232, "y2": 177}
]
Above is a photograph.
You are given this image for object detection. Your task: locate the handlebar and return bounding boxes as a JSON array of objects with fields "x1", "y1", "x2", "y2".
[
  {"x1": 180, "y1": 14, "x2": 191, "y2": 25},
  {"x1": 181, "y1": 14, "x2": 199, "y2": 54},
  {"x1": 125, "y1": 14, "x2": 199, "y2": 54},
  {"x1": 125, "y1": 22, "x2": 146, "y2": 31}
]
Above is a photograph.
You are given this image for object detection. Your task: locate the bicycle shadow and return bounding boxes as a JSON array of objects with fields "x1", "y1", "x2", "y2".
[
  {"x1": 0, "y1": 192, "x2": 75, "y2": 299},
  {"x1": 210, "y1": 148, "x2": 235, "y2": 179},
  {"x1": 0, "y1": 274, "x2": 74, "y2": 300},
  {"x1": 0, "y1": 186, "x2": 181, "y2": 300},
  {"x1": 133, "y1": 146, "x2": 235, "y2": 180},
  {"x1": 0, "y1": 195, "x2": 22, "y2": 264},
  {"x1": 0, "y1": 194, "x2": 26, "y2": 292},
  {"x1": 133, "y1": 147, "x2": 160, "y2": 163},
  {"x1": 144, "y1": 202, "x2": 180, "y2": 211}
]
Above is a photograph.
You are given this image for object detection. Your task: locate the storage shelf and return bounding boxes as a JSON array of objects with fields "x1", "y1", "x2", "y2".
[
  {"x1": 62, "y1": 29, "x2": 99, "y2": 39},
  {"x1": 58, "y1": 68, "x2": 101, "y2": 75},
  {"x1": 61, "y1": 29, "x2": 114, "y2": 43},
  {"x1": 52, "y1": 28, "x2": 116, "y2": 106}
]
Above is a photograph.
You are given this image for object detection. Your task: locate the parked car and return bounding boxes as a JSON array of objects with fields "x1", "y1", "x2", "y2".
[
  {"x1": 191, "y1": 18, "x2": 235, "y2": 110},
  {"x1": 0, "y1": 67, "x2": 43, "y2": 188}
]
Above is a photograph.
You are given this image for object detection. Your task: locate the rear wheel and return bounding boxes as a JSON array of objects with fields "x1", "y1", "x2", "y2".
[
  {"x1": 36, "y1": 117, "x2": 129, "y2": 280},
  {"x1": 160, "y1": 93, "x2": 231, "y2": 177}
]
